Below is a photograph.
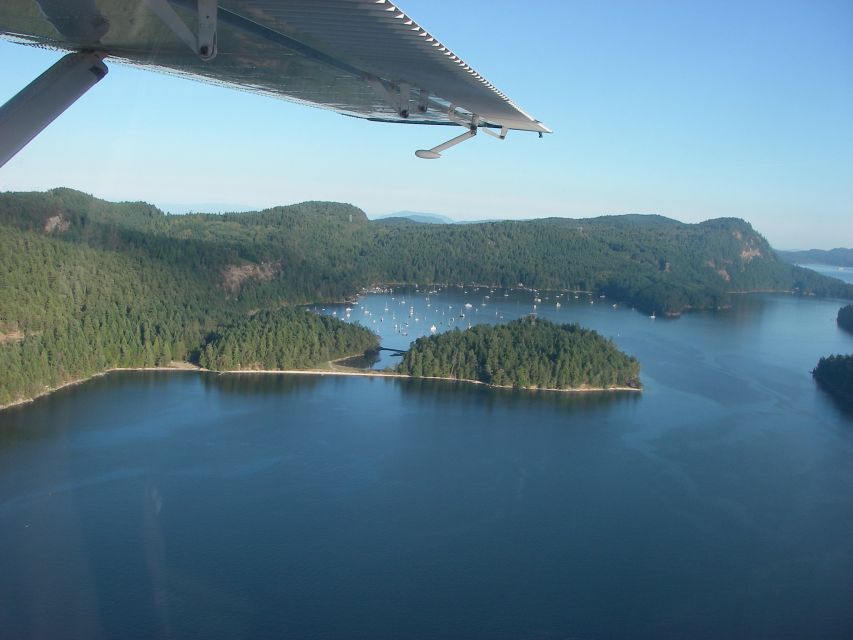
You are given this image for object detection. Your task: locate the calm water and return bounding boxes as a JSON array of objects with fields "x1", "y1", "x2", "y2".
[{"x1": 1, "y1": 289, "x2": 852, "y2": 639}]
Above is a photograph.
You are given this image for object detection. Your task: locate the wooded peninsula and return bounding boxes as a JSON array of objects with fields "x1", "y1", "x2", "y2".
[
  {"x1": 3, "y1": 188, "x2": 852, "y2": 407},
  {"x1": 198, "y1": 308, "x2": 377, "y2": 371}
]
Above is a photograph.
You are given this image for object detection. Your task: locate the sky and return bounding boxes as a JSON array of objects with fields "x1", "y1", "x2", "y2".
[{"x1": 0, "y1": 0, "x2": 851, "y2": 249}]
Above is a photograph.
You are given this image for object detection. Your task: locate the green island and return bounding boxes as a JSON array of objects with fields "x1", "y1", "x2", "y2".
[
  {"x1": 2, "y1": 188, "x2": 852, "y2": 408},
  {"x1": 838, "y1": 304, "x2": 853, "y2": 333},
  {"x1": 397, "y1": 317, "x2": 641, "y2": 391},
  {"x1": 813, "y1": 354, "x2": 853, "y2": 406}
]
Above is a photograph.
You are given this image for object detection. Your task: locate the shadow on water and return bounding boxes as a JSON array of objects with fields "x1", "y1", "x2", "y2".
[
  {"x1": 336, "y1": 350, "x2": 382, "y2": 369},
  {"x1": 815, "y1": 381, "x2": 853, "y2": 420},
  {"x1": 194, "y1": 367, "x2": 642, "y2": 415},
  {"x1": 0, "y1": 370, "x2": 176, "y2": 445},
  {"x1": 199, "y1": 371, "x2": 324, "y2": 397},
  {"x1": 393, "y1": 376, "x2": 641, "y2": 413},
  {"x1": 0, "y1": 400, "x2": 72, "y2": 447}
]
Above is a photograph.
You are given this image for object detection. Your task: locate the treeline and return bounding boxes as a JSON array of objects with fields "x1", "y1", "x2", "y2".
[
  {"x1": 3, "y1": 189, "x2": 852, "y2": 316},
  {"x1": 838, "y1": 304, "x2": 853, "y2": 333},
  {"x1": 813, "y1": 355, "x2": 853, "y2": 406},
  {"x1": 397, "y1": 317, "x2": 641, "y2": 390},
  {"x1": 199, "y1": 308, "x2": 377, "y2": 371},
  {"x1": 363, "y1": 216, "x2": 853, "y2": 314}
]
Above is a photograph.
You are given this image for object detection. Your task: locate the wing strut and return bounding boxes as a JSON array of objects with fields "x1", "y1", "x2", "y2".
[
  {"x1": 366, "y1": 77, "x2": 413, "y2": 118},
  {"x1": 142, "y1": 0, "x2": 218, "y2": 60},
  {"x1": 0, "y1": 52, "x2": 107, "y2": 169}
]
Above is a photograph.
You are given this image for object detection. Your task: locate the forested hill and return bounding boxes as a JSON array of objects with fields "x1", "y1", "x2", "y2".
[
  {"x1": 2, "y1": 188, "x2": 851, "y2": 317},
  {"x1": 0, "y1": 190, "x2": 380, "y2": 406}
]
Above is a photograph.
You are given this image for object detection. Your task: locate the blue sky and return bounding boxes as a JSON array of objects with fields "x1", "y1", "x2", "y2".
[{"x1": 1, "y1": 0, "x2": 851, "y2": 249}]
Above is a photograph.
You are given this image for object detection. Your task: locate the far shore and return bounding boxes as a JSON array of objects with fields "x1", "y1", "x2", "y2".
[{"x1": 1, "y1": 358, "x2": 640, "y2": 412}]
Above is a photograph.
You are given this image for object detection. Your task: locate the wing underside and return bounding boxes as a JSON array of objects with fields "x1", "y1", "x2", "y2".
[{"x1": 0, "y1": 0, "x2": 550, "y2": 134}]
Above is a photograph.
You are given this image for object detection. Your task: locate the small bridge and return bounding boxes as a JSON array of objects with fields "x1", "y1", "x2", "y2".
[{"x1": 378, "y1": 347, "x2": 408, "y2": 356}]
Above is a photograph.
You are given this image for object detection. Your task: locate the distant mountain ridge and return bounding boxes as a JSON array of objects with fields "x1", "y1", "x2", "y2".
[
  {"x1": 777, "y1": 248, "x2": 853, "y2": 267},
  {"x1": 373, "y1": 211, "x2": 455, "y2": 224}
]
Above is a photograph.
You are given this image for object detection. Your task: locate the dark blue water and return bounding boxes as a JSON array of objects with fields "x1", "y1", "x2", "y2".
[{"x1": 1, "y1": 291, "x2": 852, "y2": 639}]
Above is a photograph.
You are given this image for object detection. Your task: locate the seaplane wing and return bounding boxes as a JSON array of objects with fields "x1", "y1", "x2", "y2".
[{"x1": 0, "y1": 0, "x2": 550, "y2": 165}]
